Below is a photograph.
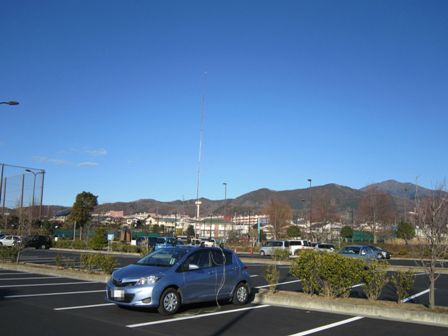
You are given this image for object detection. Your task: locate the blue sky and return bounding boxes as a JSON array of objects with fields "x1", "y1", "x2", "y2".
[{"x1": 1, "y1": 0, "x2": 447, "y2": 206}]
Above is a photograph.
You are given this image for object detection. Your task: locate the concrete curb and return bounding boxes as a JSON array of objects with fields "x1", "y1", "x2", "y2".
[
  {"x1": 0, "y1": 262, "x2": 109, "y2": 283},
  {"x1": 253, "y1": 290, "x2": 448, "y2": 328}
]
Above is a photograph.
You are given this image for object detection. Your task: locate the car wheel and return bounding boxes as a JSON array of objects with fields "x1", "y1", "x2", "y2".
[
  {"x1": 260, "y1": 250, "x2": 265, "y2": 256},
  {"x1": 0, "y1": 242, "x2": 3, "y2": 246},
  {"x1": 232, "y1": 282, "x2": 249, "y2": 305},
  {"x1": 158, "y1": 288, "x2": 180, "y2": 315}
]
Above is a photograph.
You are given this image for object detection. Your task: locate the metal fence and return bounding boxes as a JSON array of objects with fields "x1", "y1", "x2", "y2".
[{"x1": 0, "y1": 163, "x2": 45, "y2": 235}]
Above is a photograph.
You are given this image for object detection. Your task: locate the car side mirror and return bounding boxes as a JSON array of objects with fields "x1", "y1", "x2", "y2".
[{"x1": 188, "y1": 264, "x2": 199, "y2": 271}]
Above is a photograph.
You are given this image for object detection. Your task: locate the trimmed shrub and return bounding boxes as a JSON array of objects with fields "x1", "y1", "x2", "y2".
[
  {"x1": 79, "y1": 254, "x2": 117, "y2": 274},
  {"x1": 391, "y1": 270, "x2": 415, "y2": 303},
  {"x1": 361, "y1": 260, "x2": 388, "y2": 300},
  {"x1": 264, "y1": 264, "x2": 280, "y2": 293},
  {"x1": 290, "y1": 250, "x2": 365, "y2": 298},
  {"x1": 0, "y1": 246, "x2": 20, "y2": 262},
  {"x1": 272, "y1": 248, "x2": 290, "y2": 261}
]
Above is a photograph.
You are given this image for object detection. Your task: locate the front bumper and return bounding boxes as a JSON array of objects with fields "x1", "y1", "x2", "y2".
[{"x1": 106, "y1": 282, "x2": 157, "y2": 307}]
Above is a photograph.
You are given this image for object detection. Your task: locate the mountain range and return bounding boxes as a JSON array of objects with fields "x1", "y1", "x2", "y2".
[{"x1": 77, "y1": 179, "x2": 434, "y2": 219}]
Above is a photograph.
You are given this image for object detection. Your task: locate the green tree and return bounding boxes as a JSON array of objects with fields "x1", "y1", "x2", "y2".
[
  {"x1": 287, "y1": 225, "x2": 301, "y2": 238},
  {"x1": 89, "y1": 227, "x2": 108, "y2": 250},
  {"x1": 340, "y1": 226, "x2": 353, "y2": 240},
  {"x1": 396, "y1": 221, "x2": 415, "y2": 245},
  {"x1": 185, "y1": 225, "x2": 195, "y2": 237},
  {"x1": 68, "y1": 191, "x2": 98, "y2": 240}
]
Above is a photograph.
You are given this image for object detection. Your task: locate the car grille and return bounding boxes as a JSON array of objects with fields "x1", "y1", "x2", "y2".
[{"x1": 112, "y1": 278, "x2": 137, "y2": 287}]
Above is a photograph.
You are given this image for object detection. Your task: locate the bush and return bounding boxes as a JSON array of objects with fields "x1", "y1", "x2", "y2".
[
  {"x1": 89, "y1": 228, "x2": 108, "y2": 250},
  {"x1": 54, "y1": 239, "x2": 89, "y2": 250},
  {"x1": 0, "y1": 246, "x2": 20, "y2": 262},
  {"x1": 290, "y1": 250, "x2": 365, "y2": 297},
  {"x1": 80, "y1": 253, "x2": 117, "y2": 274},
  {"x1": 391, "y1": 270, "x2": 414, "y2": 303},
  {"x1": 264, "y1": 264, "x2": 280, "y2": 293},
  {"x1": 361, "y1": 261, "x2": 388, "y2": 300},
  {"x1": 272, "y1": 248, "x2": 290, "y2": 261}
]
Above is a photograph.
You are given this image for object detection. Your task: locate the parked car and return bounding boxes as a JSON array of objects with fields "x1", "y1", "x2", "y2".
[
  {"x1": 259, "y1": 240, "x2": 290, "y2": 256},
  {"x1": 0, "y1": 235, "x2": 22, "y2": 247},
  {"x1": 288, "y1": 240, "x2": 313, "y2": 255},
  {"x1": 314, "y1": 243, "x2": 335, "y2": 252},
  {"x1": 338, "y1": 245, "x2": 379, "y2": 261},
  {"x1": 154, "y1": 237, "x2": 180, "y2": 250},
  {"x1": 24, "y1": 235, "x2": 52, "y2": 249},
  {"x1": 368, "y1": 245, "x2": 391, "y2": 259},
  {"x1": 106, "y1": 246, "x2": 251, "y2": 314}
]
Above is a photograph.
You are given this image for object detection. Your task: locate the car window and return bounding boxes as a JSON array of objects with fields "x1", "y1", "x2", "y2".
[
  {"x1": 274, "y1": 242, "x2": 282, "y2": 247},
  {"x1": 184, "y1": 250, "x2": 211, "y2": 269},
  {"x1": 211, "y1": 250, "x2": 233, "y2": 266},
  {"x1": 342, "y1": 246, "x2": 360, "y2": 254}
]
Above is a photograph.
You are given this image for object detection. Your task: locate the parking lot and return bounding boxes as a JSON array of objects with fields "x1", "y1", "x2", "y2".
[{"x1": 1, "y1": 259, "x2": 448, "y2": 335}]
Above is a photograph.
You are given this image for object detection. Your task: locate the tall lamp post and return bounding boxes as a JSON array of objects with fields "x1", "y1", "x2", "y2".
[
  {"x1": 222, "y1": 182, "x2": 227, "y2": 201},
  {"x1": 25, "y1": 169, "x2": 45, "y2": 221},
  {"x1": 307, "y1": 178, "x2": 312, "y2": 239}
]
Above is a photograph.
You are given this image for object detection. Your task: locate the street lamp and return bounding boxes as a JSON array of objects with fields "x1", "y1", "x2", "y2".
[
  {"x1": 223, "y1": 182, "x2": 227, "y2": 201},
  {"x1": 25, "y1": 169, "x2": 45, "y2": 220},
  {"x1": 307, "y1": 178, "x2": 312, "y2": 239},
  {"x1": 0, "y1": 101, "x2": 19, "y2": 105}
]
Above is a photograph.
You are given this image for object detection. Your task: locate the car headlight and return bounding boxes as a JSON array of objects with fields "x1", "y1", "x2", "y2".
[{"x1": 135, "y1": 275, "x2": 160, "y2": 286}]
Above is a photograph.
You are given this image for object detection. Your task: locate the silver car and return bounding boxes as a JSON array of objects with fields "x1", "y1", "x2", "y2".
[
  {"x1": 106, "y1": 246, "x2": 251, "y2": 315},
  {"x1": 338, "y1": 245, "x2": 379, "y2": 261}
]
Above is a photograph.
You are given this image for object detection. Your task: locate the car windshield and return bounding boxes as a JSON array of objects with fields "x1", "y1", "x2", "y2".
[{"x1": 136, "y1": 248, "x2": 188, "y2": 267}]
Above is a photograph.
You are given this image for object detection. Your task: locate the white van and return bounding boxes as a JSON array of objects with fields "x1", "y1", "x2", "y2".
[
  {"x1": 288, "y1": 240, "x2": 312, "y2": 255},
  {"x1": 259, "y1": 240, "x2": 290, "y2": 256}
]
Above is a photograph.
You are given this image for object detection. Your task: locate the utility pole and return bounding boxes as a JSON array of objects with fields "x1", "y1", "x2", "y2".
[{"x1": 308, "y1": 178, "x2": 312, "y2": 240}]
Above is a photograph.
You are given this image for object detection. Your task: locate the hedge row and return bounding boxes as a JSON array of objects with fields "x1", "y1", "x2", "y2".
[
  {"x1": 79, "y1": 254, "x2": 118, "y2": 274},
  {"x1": 290, "y1": 250, "x2": 414, "y2": 302}
]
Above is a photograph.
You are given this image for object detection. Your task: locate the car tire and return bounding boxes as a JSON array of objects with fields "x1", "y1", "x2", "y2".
[
  {"x1": 158, "y1": 288, "x2": 181, "y2": 315},
  {"x1": 232, "y1": 282, "x2": 249, "y2": 305},
  {"x1": 260, "y1": 250, "x2": 265, "y2": 256}
]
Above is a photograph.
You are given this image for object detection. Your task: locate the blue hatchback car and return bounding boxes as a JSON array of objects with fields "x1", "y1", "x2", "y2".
[{"x1": 106, "y1": 246, "x2": 251, "y2": 315}]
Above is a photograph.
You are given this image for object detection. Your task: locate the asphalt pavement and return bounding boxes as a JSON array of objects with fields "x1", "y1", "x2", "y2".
[{"x1": 1, "y1": 266, "x2": 447, "y2": 335}]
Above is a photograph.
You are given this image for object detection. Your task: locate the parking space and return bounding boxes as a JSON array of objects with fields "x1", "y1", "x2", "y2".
[{"x1": 1, "y1": 268, "x2": 447, "y2": 335}]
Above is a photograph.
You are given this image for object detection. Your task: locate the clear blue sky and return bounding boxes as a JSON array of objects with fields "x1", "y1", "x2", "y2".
[{"x1": 1, "y1": 0, "x2": 447, "y2": 206}]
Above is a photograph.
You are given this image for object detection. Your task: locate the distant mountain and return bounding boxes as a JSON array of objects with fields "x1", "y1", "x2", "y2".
[
  {"x1": 45, "y1": 180, "x2": 439, "y2": 218},
  {"x1": 361, "y1": 179, "x2": 433, "y2": 199}
]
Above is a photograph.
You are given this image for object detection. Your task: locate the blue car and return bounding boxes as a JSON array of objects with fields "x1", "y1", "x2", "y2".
[{"x1": 106, "y1": 246, "x2": 251, "y2": 315}]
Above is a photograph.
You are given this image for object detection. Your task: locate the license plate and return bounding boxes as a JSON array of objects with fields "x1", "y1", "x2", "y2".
[{"x1": 112, "y1": 289, "x2": 124, "y2": 300}]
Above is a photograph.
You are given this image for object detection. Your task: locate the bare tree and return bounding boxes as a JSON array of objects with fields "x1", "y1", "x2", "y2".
[
  {"x1": 263, "y1": 198, "x2": 292, "y2": 240},
  {"x1": 357, "y1": 187, "x2": 396, "y2": 244},
  {"x1": 415, "y1": 184, "x2": 448, "y2": 309},
  {"x1": 314, "y1": 192, "x2": 338, "y2": 224}
]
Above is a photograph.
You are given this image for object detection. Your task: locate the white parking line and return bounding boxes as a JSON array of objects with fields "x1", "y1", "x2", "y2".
[
  {"x1": 401, "y1": 288, "x2": 430, "y2": 303},
  {"x1": 350, "y1": 283, "x2": 365, "y2": 289},
  {"x1": 0, "y1": 277, "x2": 59, "y2": 281},
  {"x1": 255, "y1": 280, "x2": 301, "y2": 289},
  {"x1": 55, "y1": 303, "x2": 115, "y2": 311},
  {"x1": 5, "y1": 290, "x2": 106, "y2": 298},
  {"x1": 288, "y1": 316, "x2": 364, "y2": 336},
  {"x1": 0, "y1": 281, "x2": 98, "y2": 288},
  {"x1": 127, "y1": 305, "x2": 270, "y2": 328},
  {"x1": 250, "y1": 275, "x2": 259, "y2": 278}
]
